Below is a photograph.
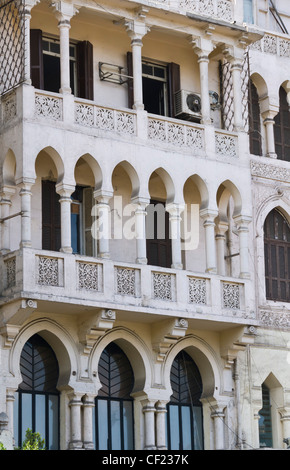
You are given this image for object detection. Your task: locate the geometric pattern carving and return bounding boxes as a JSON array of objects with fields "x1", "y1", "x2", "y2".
[
  {"x1": 5, "y1": 257, "x2": 16, "y2": 288},
  {"x1": 251, "y1": 34, "x2": 290, "y2": 58},
  {"x1": 152, "y1": 272, "x2": 175, "y2": 301},
  {"x1": 222, "y1": 282, "x2": 240, "y2": 309},
  {"x1": 251, "y1": 160, "x2": 290, "y2": 183},
  {"x1": 2, "y1": 91, "x2": 17, "y2": 122},
  {"x1": 74, "y1": 101, "x2": 136, "y2": 135},
  {"x1": 148, "y1": 117, "x2": 204, "y2": 152},
  {"x1": 78, "y1": 262, "x2": 101, "y2": 291},
  {"x1": 35, "y1": 93, "x2": 63, "y2": 121},
  {"x1": 37, "y1": 256, "x2": 59, "y2": 286},
  {"x1": 178, "y1": 0, "x2": 233, "y2": 22},
  {"x1": 115, "y1": 267, "x2": 136, "y2": 296},
  {"x1": 260, "y1": 309, "x2": 290, "y2": 329},
  {"x1": 188, "y1": 277, "x2": 207, "y2": 305}
]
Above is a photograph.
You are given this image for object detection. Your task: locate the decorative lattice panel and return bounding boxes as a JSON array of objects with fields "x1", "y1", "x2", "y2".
[{"x1": 0, "y1": 0, "x2": 25, "y2": 95}]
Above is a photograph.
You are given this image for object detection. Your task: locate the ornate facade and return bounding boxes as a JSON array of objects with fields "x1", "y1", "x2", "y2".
[{"x1": 0, "y1": 0, "x2": 289, "y2": 450}]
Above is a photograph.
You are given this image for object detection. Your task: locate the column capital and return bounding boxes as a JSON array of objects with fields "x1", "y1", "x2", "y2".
[
  {"x1": 123, "y1": 19, "x2": 150, "y2": 42},
  {"x1": 93, "y1": 189, "x2": 114, "y2": 204},
  {"x1": 51, "y1": 0, "x2": 79, "y2": 23},
  {"x1": 199, "y1": 208, "x2": 218, "y2": 221},
  {"x1": 165, "y1": 202, "x2": 185, "y2": 217},
  {"x1": 55, "y1": 182, "x2": 75, "y2": 199},
  {"x1": 233, "y1": 214, "x2": 252, "y2": 228},
  {"x1": 189, "y1": 35, "x2": 213, "y2": 58},
  {"x1": 0, "y1": 185, "x2": 16, "y2": 201},
  {"x1": 221, "y1": 43, "x2": 245, "y2": 64}
]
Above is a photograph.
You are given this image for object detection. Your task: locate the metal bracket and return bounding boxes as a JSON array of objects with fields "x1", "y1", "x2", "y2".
[{"x1": 98, "y1": 62, "x2": 132, "y2": 85}]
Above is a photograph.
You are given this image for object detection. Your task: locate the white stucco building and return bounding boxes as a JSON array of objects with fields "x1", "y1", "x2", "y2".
[{"x1": 0, "y1": 0, "x2": 289, "y2": 450}]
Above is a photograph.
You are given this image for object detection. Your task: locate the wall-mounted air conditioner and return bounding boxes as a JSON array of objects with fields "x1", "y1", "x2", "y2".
[{"x1": 174, "y1": 90, "x2": 201, "y2": 122}]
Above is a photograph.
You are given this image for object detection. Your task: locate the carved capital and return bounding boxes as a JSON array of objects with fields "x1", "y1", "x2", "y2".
[{"x1": 79, "y1": 310, "x2": 116, "y2": 354}]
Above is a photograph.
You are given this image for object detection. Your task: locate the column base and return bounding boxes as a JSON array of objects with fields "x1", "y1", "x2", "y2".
[
  {"x1": 99, "y1": 252, "x2": 110, "y2": 259},
  {"x1": 20, "y1": 241, "x2": 31, "y2": 248},
  {"x1": 60, "y1": 247, "x2": 73, "y2": 254},
  {"x1": 69, "y1": 440, "x2": 83, "y2": 450},
  {"x1": 59, "y1": 87, "x2": 71, "y2": 94},
  {"x1": 136, "y1": 257, "x2": 147, "y2": 264},
  {"x1": 266, "y1": 152, "x2": 277, "y2": 159},
  {"x1": 171, "y1": 263, "x2": 183, "y2": 270},
  {"x1": 83, "y1": 441, "x2": 95, "y2": 450}
]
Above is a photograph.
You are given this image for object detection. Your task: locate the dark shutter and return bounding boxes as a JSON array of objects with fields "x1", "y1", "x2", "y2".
[
  {"x1": 146, "y1": 200, "x2": 172, "y2": 268},
  {"x1": 167, "y1": 62, "x2": 180, "y2": 118},
  {"x1": 274, "y1": 87, "x2": 290, "y2": 162},
  {"x1": 30, "y1": 29, "x2": 44, "y2": 89},
  {"x1": 42, "y1": 180, "x2": 61, "y2": 252},
  {"x1": 248, "y1": 80, "x2": 262, "y2": 156},
  {"x1": 77, "y1": 41, "x2": 94, "y2": 100},
  {"x1": 127, "y1": 51, "x2": 134, "y2": 109}
]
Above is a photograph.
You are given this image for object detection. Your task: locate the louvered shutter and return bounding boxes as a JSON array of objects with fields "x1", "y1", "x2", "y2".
[
  {"x1": 127, "y1": 51, "x2": 134, "y2": 109},
  {"x1": 146, "y1": 200, "x2": 172, "y2": 268},
  {"x1": 42, "y1": 180, "x2": 61, "y2": 251},
  {"x1": 77, "y1": 41, "x2": 94, "y2": 100},
  {"x1": 30, "y1": 29, "x2": 44, "y2": 89},
  {"x1": 167, "y1": 62, "x2": 180, "y2": 118}
]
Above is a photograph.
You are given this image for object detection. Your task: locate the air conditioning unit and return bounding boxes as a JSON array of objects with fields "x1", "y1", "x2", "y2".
[{"x1": 174, "y1": 90, "x2": 201, "y2": 122}]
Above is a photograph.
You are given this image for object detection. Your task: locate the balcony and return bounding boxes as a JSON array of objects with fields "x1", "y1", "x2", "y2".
[
  {"x1": 0, "y1": 86, "x2": 240, "y2": 161},
  {"x1": 0, "y1": 248, "x2": 256, "y2": 329}
]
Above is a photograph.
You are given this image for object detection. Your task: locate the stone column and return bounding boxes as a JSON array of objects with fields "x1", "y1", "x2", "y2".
[
  {"x1": 56, "y1": 183, "x2": 75, "y2": 253},
  {"x1": 69, "y1": 392, "x2": 83, "y2": 449},
  {"x1": 215, "y1": 222, "x2": 228, "y2": 276},
  {"x1": 17, "y1": 178, "x2": 35, "y2": 248},
  {"x1": 262, "y1": 110, "x2": 278, "y2": 158},
  {"x1": 211, "y1": 407, "x2": 225, "y2": 450},
  {"x1": 125, "y1": 20, "x2": 150, "y2": 110},
  {"x1": 132, "y1": 197, "x2": 149, "y2": 264},
  {"x1": 23, "y1": 4, "x2": 32, "y2": 84},
  {"x1": 166, "y1": 203, "x2": 184, "y2": 269},
  {"x1": 0, "y1": 186, "x2": 15, "y2": 253},
  {"x1": 234, "y1": 215, "x2": 251, "y2": 279},
  {"x1": 190, "y1": 36, "x2": 213, "y2": 125},
  {"x1": 93, "y1": 190, "x2": 113, "y2": 259},
  {"x1": 155, "y1": 401, "x2": 168, "y2": 450},
  {"x1": 200, "y1": 209, "x2": 218, "y2": 274},
  {"x1": 142, "y1": 399, "x2": 156, "y2": 450},
  {"x1": 52, "y1": 1, "x2": 78, "y2": 94},
  {"x1": 6, "y1": 390, "x2": 16, "y2": 434},
  {"x1": 82, "y1": 394, "x2": 95, "y2": 450}
]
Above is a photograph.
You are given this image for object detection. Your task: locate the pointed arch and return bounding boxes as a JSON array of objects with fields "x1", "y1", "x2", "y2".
[
  {"x1": 2, "y1": 149, "x2": 16, "y2": 186},
  {"x1": 112, "y1": 160, "x2": 140, "y2": 199}
]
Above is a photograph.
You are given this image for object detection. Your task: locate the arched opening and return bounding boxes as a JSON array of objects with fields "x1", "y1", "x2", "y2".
[
  {"x1": 14, "y1": 333, "x2": 60, "y2": 450},
  {"x1": 167, "y1": 350, "x2": 203, "y2": 450},
  {"x1": 264, "y1": 208, "x2": 290, "y2": 302},
  {"x1": 274, "y1": 86, "x2": 290, "y2": 162},
  {"x1": 259, "y1": 383, "x2": 273, "y2": 448},
  {"x1": 94, "y1": 342, "x2": 135, "y2": 450},
  {"x1": 146, "y1": 169, "x2": 175, "y2": 268}
]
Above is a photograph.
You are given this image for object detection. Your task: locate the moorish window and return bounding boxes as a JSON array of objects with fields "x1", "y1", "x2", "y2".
[
  {"x1": 264, "y1": 208, "x2": 290, "y2": 302},
  {"x1": 167, "y1": 350, "x2": 203, "y2": 450},
  {"x1": 14, "y1": 334, "x2": 60, "y2": 449},
  {"x1": 94, "y1": 342, "x2": 134, "y2": 450}
]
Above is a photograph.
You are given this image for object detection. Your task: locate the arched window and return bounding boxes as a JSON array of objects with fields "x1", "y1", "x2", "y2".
[
  {"x1": 95, "y1": 342, "x2": 134, "y2": 450},
  {"x1": 264, "y1": 209, "x2": 290, "y2": 302},
  {"x1": 14, "y1": 334, "x2": 60, "y2": 449},
  {"x1": 259, "y1": 384, "x2": 273, "y2": 448},
  {"x1": 274, "y1": 87, "x2": 290, "y2": 162},
  {"x1": 167, "y1": 351, "x2": 203, "y2": 450}
]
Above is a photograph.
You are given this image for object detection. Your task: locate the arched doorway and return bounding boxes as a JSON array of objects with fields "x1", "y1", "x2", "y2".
[
  {"x1": 94, "y1": 342, "x2": 134, "y2": 450},
  {"x1": 167, "y1": 350, "x2": 203, "y2": 450},
  {"x1": 14, "y1": 334, "x2": 60, "y2": 449}
]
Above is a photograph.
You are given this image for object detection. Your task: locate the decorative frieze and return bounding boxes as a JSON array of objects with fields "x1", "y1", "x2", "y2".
[
  {"x1": 2, "y1": 91, "x2": 17, "y2": 123},
  {"x1": 251, "y1": 34, "x2": 290, "y2": 58},
  {"x1": 35, "y1": 93, "x2": 63, "y2": 120},
  {"x1": 260, "y1": 309, "x2": 290, "y2": 329},
  {"x1": 152, "y1": 272, "x2": 176, "y2": 301},
  {"x1": 222, "y1": 282, "x2": 240, "y2": 310},
  {"x1": 251, "y1": 160, "x2": 290, "y2": 183},
  {"x1": 77, "y1": 262, "x2": 102, "y2": 292},
  {"x1": 178, "y1": 0, "x2": 233, "y2": 21},
  {"x1": 188, "y1": 276, "x2": 207, "y2": 305}
]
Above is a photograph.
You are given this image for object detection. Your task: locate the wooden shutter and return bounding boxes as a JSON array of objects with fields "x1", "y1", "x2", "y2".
[
  {"x1": 167, "y1": 62, "x2": 180, "y2": 118},
  {"x1": 274, "y1": 87, "x2": 290, "y2": 162},
  {"x1": 30, "y1": 29, "x2": 44, "y2": 90},
  {"x1": 77, "y1": 41, "x2": 94, "y2": 100},
  {"x1": 42, "y1": 180, "x2": 61, "y2": 252},
  {"x1": 127, "y1": 51, "x2": 134, "y2": 109},
  {"x1": 248, "y1": 80, "x2": 262, "y2": 156},
  {"x1": 146, "y1": 200, "x2": 172, "y2": 268}
]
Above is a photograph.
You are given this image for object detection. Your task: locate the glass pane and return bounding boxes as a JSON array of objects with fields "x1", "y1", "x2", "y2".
[
  {"x1": 243, "y1": 0, "x2": 253, "y2": 23},
  {"x1": 71, "y1": 212, "x2": 80, "y2": 254},
  {"x1": 97, "y1": 400, "x2": 108, "y2": 450},
  {"x1": 181, "y1": 406, "x2": 192, "y2": 450},
  {"x1": 21, "y1": 393, "x2": 32, "y2": 445},
  {"x1": 111, "y1": 401, "x2": 121, "y2": 450},
  {"x1": 123, "y1": 401, "x2": 134, "y2": 450},
  {"x1": 50, "y1": 41, "x2": 60, "y2": 55},
  {"x1": 192, "y1": 406, "x2": 203, "y2": 450},
  {"x1": 168, "y1": 405, "x2": 180, "y2": 450},
  {"x1": 154, "y1": 66, "x2": 165, "y2": 79},
  {"x1": 35, "y1": 394, "x2": 46, "y2": 443},
  {"x1": 142, "y1": 64, "x2": 153, "y2": 75},
  {"x1": 49, "y1": 395, "x2": 59, "y2": 450}
]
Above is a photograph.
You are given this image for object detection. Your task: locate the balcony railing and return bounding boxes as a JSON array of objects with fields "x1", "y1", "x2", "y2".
[{"x1": 0, "y1": 248, "x2": 256, "y2": 325}]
